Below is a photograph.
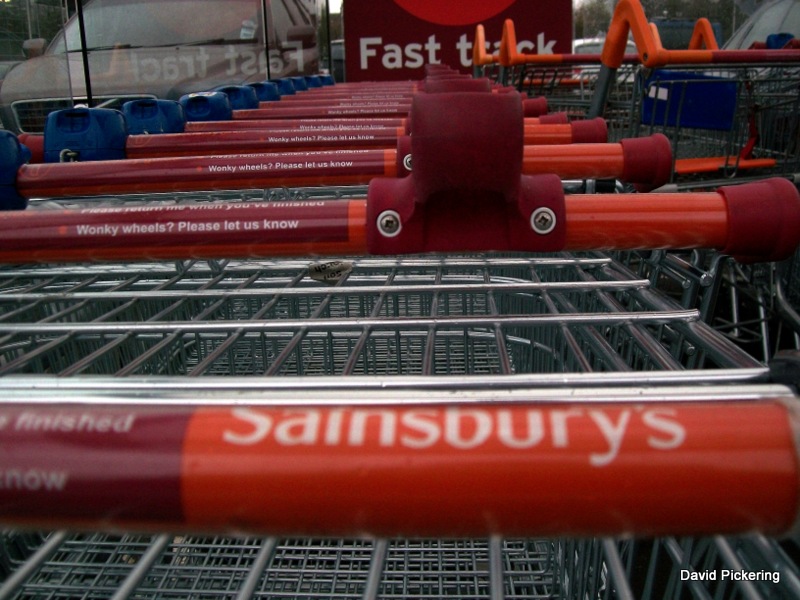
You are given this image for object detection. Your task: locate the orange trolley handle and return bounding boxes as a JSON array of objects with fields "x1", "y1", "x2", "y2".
[
  {"x1": 0, "y1": 92, "x2": 797, "y2": 263},
  {"x1": 0, "y1": 177, "x2": 796, "y2": 264},
  {"x1": 0, "y1": 392, "x2": 799, "y2": 538}
]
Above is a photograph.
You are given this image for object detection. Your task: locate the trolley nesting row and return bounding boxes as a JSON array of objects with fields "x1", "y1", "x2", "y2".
[
  {"x1": 475, "y1": 0, "x2": 800, "y2": 188},
  {"x1": 0, "y1": 31, "x2": 799, "y2": 600}
]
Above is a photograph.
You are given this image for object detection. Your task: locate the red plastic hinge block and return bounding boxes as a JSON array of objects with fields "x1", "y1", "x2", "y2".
[{"x1": 367, "y1": 91, "x2": 566, "y2": 255}]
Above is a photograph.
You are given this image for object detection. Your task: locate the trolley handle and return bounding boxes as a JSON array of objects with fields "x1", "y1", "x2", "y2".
[
  {"x1": 602, "y1": 0, "x2": 800, "y2": 68},
  {"x1": 497, "y1": 0, "x2": 799, "y2": 70},
  {"x1": 497, "y1": 17, "x2": 641, "y2": 68},
  {"x1": 472, "y1": 24, "x2": 498, "y2": 68},
  {"x1": 0, "y1": 393, "x2": 799, "y2": 538},
  {"x1": 0, "y1": 90, "x2": 679, "y2": 209},
  {"x1": 0, "y1": 177, "x2": 796, "y2": 264}
]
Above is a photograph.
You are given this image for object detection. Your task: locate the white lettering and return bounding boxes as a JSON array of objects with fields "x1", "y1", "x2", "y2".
[
  {"x1": 643, "y1": 409, "x2": 686, "y2": 449},
  {"x1": 537, "y1": 32, "x2": 556, "y2": 54},
  {"x1": 444, "y1": 408, "x2": 491, "y2": 449},
  {"x1": 360, "y1": 37, "x2": 381, "y2": 69},
  {"x1": 216, "y1": 406, "x2": 690, "y2": 466},
  {"x1": 274, "y1": 410, "x2": 320, "y2": 445},
  {"x1": 324, "y1": 408, "x2": 345, "y2": 445},
  {"x1": 162, "y1": 56, "x2": 180, "y2": 80},
  {"x1": 382, "y1": 43, "x2": 403, "y2": 69},
  {"x1": 457, "y1": 33, "x2": 472, "y2": 68},
  {"x1": 588, "y1": 410, "x2": 631, "y2": 466},
  {"x1": 139, "y1": 57, "x2": 160, "y2": 82},
  {"x1": 13, "y1": 411, "x2": 134, "y2": 433},
  {"x1": 425, "y1": 35, "x2": 441, "y2": 64},
  {"x1": 0, "y1": 468, "x2": 68, "y2": 492},
  {"x1": 284, "y1": 40, "x2": 304, "y2": 71},
  {"x1": 497, "y1": 410, "x2": 544, "y2": 448},
  {"x1": 400, "y1": 410, "x2": 440, "y2": 448},
  {"x1": 404, "y1": 42, "x2": 424, "y2": 69},
  {"x1": 550, "y1": 409, "x2": 582, "y2": 447},
  {"x1": 349, "y1": 410, "x2": 397, "y2": 446},
  {"x1": 224, "y1": 407, "x2": 272, "y2": 445}
]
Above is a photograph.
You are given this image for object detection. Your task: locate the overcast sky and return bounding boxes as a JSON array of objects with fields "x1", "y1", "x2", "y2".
[{"x1": 328, "y1": 0, "x2": 342, "y2": 13}]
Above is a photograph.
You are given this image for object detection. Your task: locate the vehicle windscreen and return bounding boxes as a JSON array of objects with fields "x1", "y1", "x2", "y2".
[
  {"x1": 725, "y1": 0, "x2": 800, "y2": 49},
  {"x1": 48, "y1": 0, "x2": 262, "y2": 53}
]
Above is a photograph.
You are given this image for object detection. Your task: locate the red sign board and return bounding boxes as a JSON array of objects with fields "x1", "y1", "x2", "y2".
[{"x1": 342, "y1": 0, "x2": 572, "y2": 81}]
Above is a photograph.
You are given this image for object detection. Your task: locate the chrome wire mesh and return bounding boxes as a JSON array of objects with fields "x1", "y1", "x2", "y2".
[
  {"x1": 0, "y1": 254, "x2": 759, "y2": 379},
  {"x1": 4, "y1": 532, "x2": 800, "y2": 599}
]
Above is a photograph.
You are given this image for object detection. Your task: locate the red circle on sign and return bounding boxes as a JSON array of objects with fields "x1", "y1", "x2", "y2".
[{"x1": 392, "y1": 0, "x2": 517, "y2": 26}]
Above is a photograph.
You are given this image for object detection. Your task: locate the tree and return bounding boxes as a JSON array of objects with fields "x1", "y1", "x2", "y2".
[{"x1": 574, "y1": 0, "x2": 613, "y2": 39}]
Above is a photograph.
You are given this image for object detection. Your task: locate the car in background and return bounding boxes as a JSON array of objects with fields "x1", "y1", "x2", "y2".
[
  {"x1": 724, "y1": 0, "x2": 800, "y2": 49},
  {"x1": 0, "y1": 0, "x2": 321, "y2": 134},
  {"x1": 572, "y1": 37, "x2": 637, "y2": 55}
]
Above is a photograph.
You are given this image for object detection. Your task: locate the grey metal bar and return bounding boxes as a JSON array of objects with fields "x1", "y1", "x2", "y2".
[
  {"x1": 109, "y1": 534, "x2": 171, "y2": 600},
  {"x1": 361, "y1": 539, "x2": 388, "y2": 600},
  {"x1": 601, "y1": 539, "x2": 635, "y2": 600},
  {"x1": 235, "y1": 537, "x2": 278, "y2": 600},
  {"x1": 0, "y1": 530, "x2": 68, "y2": 600},
  {"x1": 713, "y1": 537, "x2": 766, "y2": 600},
  {"x1": 489, "y1": 536, "x2": 506, "y2": 600}
]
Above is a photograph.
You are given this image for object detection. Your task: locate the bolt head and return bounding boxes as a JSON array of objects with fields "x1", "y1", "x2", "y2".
[
  {"x1": 530, "y1": 207, "x2": 556, "y2": 235},
  {"x1": 377, "y1": 210, "x2": 402, "y2": 237}
]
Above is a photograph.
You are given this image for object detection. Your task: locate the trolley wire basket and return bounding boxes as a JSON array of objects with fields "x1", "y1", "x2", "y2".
[{"x1": 630, "y1": 62, "x2": 800, "y2": 184}]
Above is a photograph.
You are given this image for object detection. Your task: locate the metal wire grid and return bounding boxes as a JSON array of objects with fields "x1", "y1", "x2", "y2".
[
  {"x1": 510, "y1": 62, "x2": 640, "y2": 141},
  {"x1": 619, "y1": 248, "x2": 800, "y2": 364},
  {"x1": 0, "y1": 534, "x2": 557, "y2": 600},
  {"x1": 4, "y1": 532, "x2": 800, "y2": 599},
  {"x1": 0, "y1": 253, "x2": 762, "y2": 379}
]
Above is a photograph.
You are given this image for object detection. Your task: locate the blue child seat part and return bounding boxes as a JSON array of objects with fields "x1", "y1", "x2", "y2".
[
  {"x1": 270, "y1": 78, "x2": 296, "y2": 95},
  {"x1": 304, "y1": 75, "x2": 323, "y2": 88},
  {"x1": 641, "y1": 70, "x2": 737, "y2": 131},
  {"x1": 123, "y1": 99, "x2": 185, "y2": 134},
  {"x1": 766, "y1": 33, "x2": 795, "y2": 48},
  {"x1": 179, "y1": 92, "x2": 233, "y2": 121},
  {"x1": 0, "y1": 131, "x2": 29, "y2": 210},
  {"x1": 43, "y1": 107, "x2": 127, "y2": 163},
  {"x1": 248, "y1": 81, "x2": 281, "y2": 102},
  {"x1": 290, "y1": 76, "x2": 309, "y2": 91},
  {"x1": 214, "y1": 85, "x2": 260, "y2": 110}
]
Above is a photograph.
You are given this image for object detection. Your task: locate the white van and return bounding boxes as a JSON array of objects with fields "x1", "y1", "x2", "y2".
[{"x1": 0, "y1": 0, "x2": 321, "y2": 134}]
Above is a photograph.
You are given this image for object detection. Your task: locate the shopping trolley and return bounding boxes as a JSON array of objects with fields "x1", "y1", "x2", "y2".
[
  {"x1": 585, "y1": 0, "x2": 800, "y2": 185},
  {"x1": 1, "y1": 70, "x2": 800, "y2": 600},
  {"x1": 479, "y1": 18, "x2": 642, "y2": 142},
  {"x1": 1, "y1": 186, "x2": 800, "y2": 597}
]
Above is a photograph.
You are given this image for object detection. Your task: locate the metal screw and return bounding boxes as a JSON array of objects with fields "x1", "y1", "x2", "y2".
[
  {"x1": 377, "y1": 210, "x2": 402, "y2": 237},
  {"x1": 402, "y1": 154, "x2": 412, "y2": 172},
  {"x1": 530, "y1": 207, "x2": 556, "y2": 235}
]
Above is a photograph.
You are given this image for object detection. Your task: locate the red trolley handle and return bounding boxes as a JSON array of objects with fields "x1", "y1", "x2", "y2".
[
  {"x1": 122, "y1": 119, "x2": 607, "y2": 159},
  {"x1": 0, "y1": 395, "x2": 798, "y2": 538},
  {"x1": 0, "y1": 177, "x2": 796, "y2": 263},
  {"x1": 8, "y1": 129, "x2": 668, "y2": 198}
]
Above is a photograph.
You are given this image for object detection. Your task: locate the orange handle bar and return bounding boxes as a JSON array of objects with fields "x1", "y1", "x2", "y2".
[
  {"x1": 1, "y1": 178, "x2": 797, "y2": 263},
  {"x1": 472, "y1": 23, "x2": 499, "y2": 67},
  {"x1": 0, "y1": 397, "x2": 798, "y2": 538},
  {"x1": 499, "y1": 3, "x2": 797, "y2": 70},
  {"x1": 15, "y1": 130, "x2": 669, "y2": 200},
  {"x1": 603, "y1": 0, "x2": 799, "y2": 68}
]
